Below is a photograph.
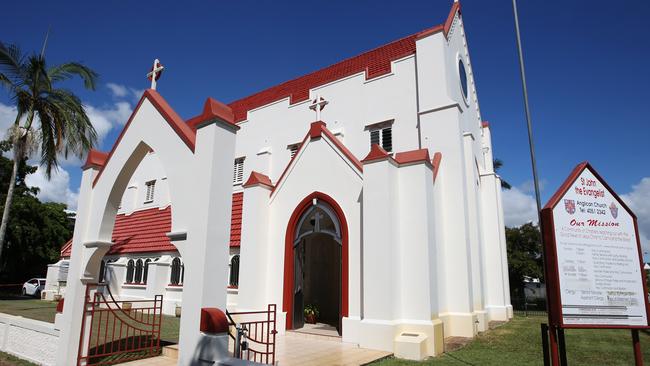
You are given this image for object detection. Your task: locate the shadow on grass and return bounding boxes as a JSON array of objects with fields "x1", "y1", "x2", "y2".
[
  {"x1": 444, "y1": 353, "x2": 477, "y2": 366},
  {"x1": 85, "y1": 334, "x2": 165, "y2": 365},
  {"x1": 0, "y1": 293, "x2": 33, "y2": 300}
]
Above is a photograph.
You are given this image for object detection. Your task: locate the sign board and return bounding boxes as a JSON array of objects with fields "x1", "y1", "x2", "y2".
[{"x1": 541, "y1": 162, "x2": 650, "y2": 328}]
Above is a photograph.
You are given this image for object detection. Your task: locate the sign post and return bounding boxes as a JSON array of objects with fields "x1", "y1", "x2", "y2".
[{"x1": 541, "y1": 162, "x2": 650, "y2": 365}]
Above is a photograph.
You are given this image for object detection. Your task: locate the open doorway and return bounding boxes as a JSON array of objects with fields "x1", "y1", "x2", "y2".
[{"x1": 292, "y1": 201, "x2": 342, "y2": 335}]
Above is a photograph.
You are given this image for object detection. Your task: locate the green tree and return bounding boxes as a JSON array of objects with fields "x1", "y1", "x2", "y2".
[
  {"x1": 0, "y1": 141, "x2": 73, "y2": 280},
  {"x1": 0, "y1": 41, "x2": 97, "y2": 262},
  {"x1": 506, "y1": 223, "x2": 544, "y2": 299},
  {"x1": 493, "y1": 158, "x2": 512, "y2": 190}
]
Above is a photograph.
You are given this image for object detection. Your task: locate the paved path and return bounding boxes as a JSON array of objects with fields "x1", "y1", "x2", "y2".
[{"x1": 119, "y1": 332, "x2": 392, "y2": 366}]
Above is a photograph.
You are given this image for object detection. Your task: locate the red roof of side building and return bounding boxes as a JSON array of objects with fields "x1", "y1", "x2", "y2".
[{"x1": 61, "y1": 193, "x2": 244, "y2": 257}]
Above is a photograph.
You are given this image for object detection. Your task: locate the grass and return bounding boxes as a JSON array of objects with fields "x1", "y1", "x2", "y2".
[
  {"x1": 3, "y1": 296, "x2": 648, "y2": 365},
  {"x1": 373, "y1": 315, "x2": 650, "y2": 366},
  {"x1": 0, "y1": 351, "x2": 37, "y2": 366},
  {"x1": 0, "y1": 295, "x2": 59, "y2": 323}
]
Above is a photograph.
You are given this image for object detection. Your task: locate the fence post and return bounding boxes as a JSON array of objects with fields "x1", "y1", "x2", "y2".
[
  {"x1": 557, "y1": 327, "x2": 567, "y2": 366},
  {"x1": 632, "y1": 329, "x2": 643, "y2": 366},
  {"x1": 541, "y1": 323, "x2": 550, "y2": 366}
]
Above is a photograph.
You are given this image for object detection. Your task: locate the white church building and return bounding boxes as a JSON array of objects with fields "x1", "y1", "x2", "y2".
[{"x1": 54, "y1": 3, "x2": 512, "y2": 364}]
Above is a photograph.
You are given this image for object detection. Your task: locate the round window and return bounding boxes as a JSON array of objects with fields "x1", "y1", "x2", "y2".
[{"x1": 459, "y1": 59, "x2": 468, "y2": 100}]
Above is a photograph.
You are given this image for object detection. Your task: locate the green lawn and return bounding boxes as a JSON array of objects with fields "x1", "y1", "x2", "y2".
[
  {"x1": 373, "y1": 315, "x2": 650, "y2": 366},
  {"x1": 0, "y1": 296, "x2": 59, "y2": 323},
  {"x1": 0, "y1": 351, "x2": 37, "y2": 366},
  {"x1": 2, "y1": 297, "x2": 649, "y2": 365}
]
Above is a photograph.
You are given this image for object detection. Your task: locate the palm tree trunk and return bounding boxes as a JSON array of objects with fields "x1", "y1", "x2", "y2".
[{"x1": 0, "y1": 146, "x2": 20, "y2": 263}]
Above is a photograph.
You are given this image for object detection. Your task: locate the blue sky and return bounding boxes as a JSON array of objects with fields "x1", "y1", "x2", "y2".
[{"x1": 1, "y1": 1, "x2": 649, "y2": 258}]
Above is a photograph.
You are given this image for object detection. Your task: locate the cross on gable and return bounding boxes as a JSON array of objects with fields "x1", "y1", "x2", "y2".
[
  {"x1": 309, "y1": 95, "x2": 329, "y2": 121},
  {"x1": 146, "y1": 59, "x2": 165, "y2": 90}
]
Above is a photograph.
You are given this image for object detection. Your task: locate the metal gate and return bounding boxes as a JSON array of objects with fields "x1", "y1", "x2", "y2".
[
  {"x1": 227, "y1": 304, "x2": 277, "y2": 364},
  {"x1": 77, "y1": 284, "x2": 163, "y2": 365}
]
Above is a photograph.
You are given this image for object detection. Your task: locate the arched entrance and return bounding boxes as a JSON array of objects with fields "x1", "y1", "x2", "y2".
[{"x1": 283, "y1": 192, "x2": 348, "y2": 335}]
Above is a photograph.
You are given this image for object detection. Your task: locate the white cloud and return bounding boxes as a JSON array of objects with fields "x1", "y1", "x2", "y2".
[
  {"x1": 106, "y1": 83, "x2": 129, "y2": 98},
  {"x1": 0, "y1": 103, "x2": 17, "y2": 139},
  {"x1": 86, "y1": 101, "x2": 132, "y2": 135},
  {"x1": 25, "y1": 166, "x2": 78, "y2": 210},
  {"x1": 502, "y1": 186, "x2": 538, "y2": 227},
  {"x1": 518, "y1": 179, "x2": 547, "y2": 194},
  {"x1": 107, "y1": 83, "x2": 145, "y2": 104},
  {"x1": 621, "y1": 177, "x2": 650, "y2": 261}
]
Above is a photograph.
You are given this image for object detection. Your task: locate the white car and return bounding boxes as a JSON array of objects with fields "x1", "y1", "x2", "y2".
[{"x1": 22, "y1": 278, "x2": 46, "y2": 297}]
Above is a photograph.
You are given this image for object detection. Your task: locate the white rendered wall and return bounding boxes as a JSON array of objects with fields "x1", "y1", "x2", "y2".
[
  {"x1": 233, "y1": 56, "x2": 419, "y2": 184},
  {"x1": 266, "y1": 132, "x2": 364, "y2": 335},
  {"x1": 0, "y1": 313, "x2": 59, "y2": 366}
]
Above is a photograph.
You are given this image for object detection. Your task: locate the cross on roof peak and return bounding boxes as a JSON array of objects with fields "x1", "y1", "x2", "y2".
[
  {"x1": 146, "y1": 59, "x2": 165, "y2": 90},
  {"x1": 309, "y1": 95, "x2": 329, "y2": 121}
]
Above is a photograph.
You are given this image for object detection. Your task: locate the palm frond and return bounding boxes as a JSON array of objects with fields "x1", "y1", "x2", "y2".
[
  {"x1": 25, "y1": 55, "x2": 51, "y2": 94},
  {"x1": 493, "y1": 158, "x2": 503, "y2": 171},
  {"x1": 48, "y1": 62, "x2": 98, "y2": 90},
  {"x1": 0, "y1": 73, "x2": 13, "y2": 90},
  {"x1": 0, "y1": 41, "x2": 24, "y2": 80},
  {"x1": 35, "y1": 88, "x2": 97, "y2": 177}
]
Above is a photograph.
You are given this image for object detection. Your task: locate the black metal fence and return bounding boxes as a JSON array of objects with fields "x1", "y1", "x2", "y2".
[{"x1": 512, "y1": 294, "x2": 547, "y2": 317}]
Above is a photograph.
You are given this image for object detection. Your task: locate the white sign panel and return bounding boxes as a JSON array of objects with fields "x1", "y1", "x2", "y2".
[{"x1": 551, "y1": 168, "x2": 647, "y2": 326}]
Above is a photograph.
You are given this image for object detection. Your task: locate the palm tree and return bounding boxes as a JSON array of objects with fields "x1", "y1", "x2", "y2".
[
  {"x1": 493, "y1": 158, "x2": 512, "y2": 190},
  {"x1": 0, "y1": 41, "x2": 98, "y2": 263}
]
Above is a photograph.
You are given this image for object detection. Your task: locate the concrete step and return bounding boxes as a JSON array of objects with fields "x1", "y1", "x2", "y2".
[
  {"x1": 117, "y1": 355, "x2": 176, "y2": 365},
  {"x1": 162, "y1": 344, "x2": 179, "y2": 359},
  {"x1": 286, "y1": 330, "x2": 342, "y2": 343}
]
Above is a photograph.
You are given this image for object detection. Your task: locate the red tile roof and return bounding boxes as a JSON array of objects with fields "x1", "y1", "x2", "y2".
[
  {"x1": 230, "y1": 192, "x2": 243, "y2": 247},
  {"x1": 227, "y1": 36, "x2": 417, "y2": 123},
  {"x1": 61, "y1": 193, "x2": 244, "y2": 257},
  {"x1": 226, "y1": 3, "x2": 460, "y2": 123}
]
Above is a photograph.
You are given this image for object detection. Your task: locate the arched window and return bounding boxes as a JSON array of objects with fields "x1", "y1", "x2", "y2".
[
  {"x1": 180, "y1": 262, "x2": 185, "y2": 285},
  {"x1": 99, "y1": 260, "x2": 106, "y2": 283},
  {"x1": 170, "y1": 257, "x2": 182, "y2": 285},
  {"x1": 229, "y1": 255, "x2": 240, "y2": 287},
  {"x1": 126, "y1": 259, "x2": 135, "y2": 283},
  {"x1": 143, "y1": 259, "x2": 152, "y2": 284},
  {"x1": 295, "y1": 202, "x2": 342, "y2": 244},
  {"x1": 134, "y1": 259, "x2": 144, "y2": 283}
]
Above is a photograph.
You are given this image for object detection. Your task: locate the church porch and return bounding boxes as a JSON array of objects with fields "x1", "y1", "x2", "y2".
[{"x1": 117, "y1": 332, "x2": 392, "y2": 366}]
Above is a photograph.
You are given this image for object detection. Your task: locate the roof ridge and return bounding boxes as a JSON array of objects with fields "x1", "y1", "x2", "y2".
[
  {"x1": 229, "y1": 30, "x2": 418, "y2": 102},
  {"x1": 226, "y1": 15, "x2": 454, "y2": 123}
]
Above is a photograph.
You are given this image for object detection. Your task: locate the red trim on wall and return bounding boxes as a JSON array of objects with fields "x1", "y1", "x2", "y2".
[
  {"x1": 243, "y1": 171, "x2": 274, "y2": 189},
  {"x1": 200, "y1": 308, "x2": 229, "y2": 334},
  {"x1": 319, "y1": 124, "x2": 363, "y2": 172},
  {"x1": 443, "y1": 2, "x2": 461, "y2": 35},
  {"x1": 415, "y1": 2, "x2": 460, "y2": 40},
  {"x1": 361, "y1": 143, "x2": 390, "y2": 164},
  {"x1": 91, "y1": 89, "x2": 196, "y2": 188},
  {"x1": 282, "y1": 192, "x2": 349, "y2": 330},
  {"x1": 56, "y1": 298, "x2": 64, "y2": 313},
  {"x1": 481, "y1": 121, "x2": 490, "y2": 129},
  {"x1": 432, "y1": 152, "x2": 443, "y2": 182},
  {"x1": 309, "y1": 121, "x2": 327, "y2": 139},
  {"x1": 186, "y1": 97, "x2": 237, "y2": 130},
  {"x1": 394, "y1": 148, "x2": 431, "y2": 166},
  {"x1": 82, "y1": 150, "x2": 108, "y2": 170},
  {"x1": 271, "y1": 122, "x2": 362, "y2": 196}
]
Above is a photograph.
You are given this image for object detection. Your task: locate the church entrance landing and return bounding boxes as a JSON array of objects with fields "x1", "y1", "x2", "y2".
[
  {"x1": 283, "y1": 192, "x2": 349, "y2": 336},
  {"x1": 293, "y1": 204, "x2": 342, "y2": 334}
]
